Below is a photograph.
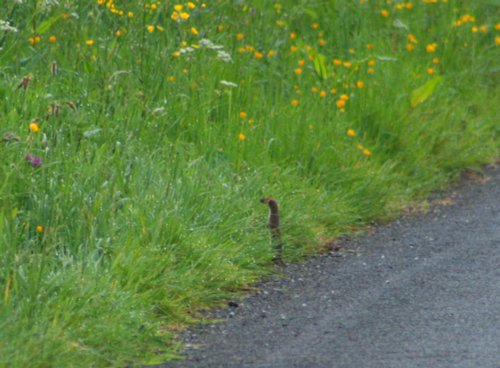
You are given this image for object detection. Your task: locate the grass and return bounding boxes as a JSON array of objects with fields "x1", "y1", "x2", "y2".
[{"x1": 0, "y1": 0, "x2": 499, "y2": 366}]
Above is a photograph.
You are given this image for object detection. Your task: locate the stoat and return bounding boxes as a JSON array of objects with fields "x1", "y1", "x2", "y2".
[{"x1": 260, "y1": 197, "x2": 284, "y2": 265}]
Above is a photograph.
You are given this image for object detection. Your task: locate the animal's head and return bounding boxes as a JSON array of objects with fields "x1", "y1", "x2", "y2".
[{"x1": 260, "y1": 197, "x2": 273, "y2": 204}]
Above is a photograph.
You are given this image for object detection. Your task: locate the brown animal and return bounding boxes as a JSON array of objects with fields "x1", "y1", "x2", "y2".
[{"x1": 260, "y1": 197, "x2": 284, "y2": 265}]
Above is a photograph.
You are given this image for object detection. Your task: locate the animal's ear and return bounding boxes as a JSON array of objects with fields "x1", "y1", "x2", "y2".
[{"x1": 260, "y1": 197, "x2": 269, "y2": 204}]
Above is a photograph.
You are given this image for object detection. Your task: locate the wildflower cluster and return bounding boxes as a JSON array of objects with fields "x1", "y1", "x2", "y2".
[
  {"x1": 346, "y1": 129, "x2": 372, "y2": 158},
  {"x1": 171, "y1": 3, "x2": 197, "y2": 21},
  {"x1": 237, "y1": 111, "x2": 257, "y2": 141},
  {"x1": 96, "y1": 0, "x2": 130, "y2": 16}
]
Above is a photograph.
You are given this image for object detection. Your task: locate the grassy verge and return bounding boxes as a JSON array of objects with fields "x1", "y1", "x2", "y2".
[{"x1": 1, "y1": 0, "x2": 499, "y2": 366}]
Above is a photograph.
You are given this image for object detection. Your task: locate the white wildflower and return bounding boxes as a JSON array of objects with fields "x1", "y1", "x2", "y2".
[
  {"x1": 0, "y1": 20, "x2": 18, "y2": 33},
  {"x1": 217, "y1": 51, "x2": 232, "y2": 62},
  {"x1": 40, "y1": 0, "x2": 59, "y2": 11},
  {"x1": 179, "y1": 47, "x2": 195, "y2": 55},
  {"x1": 199, "y1": 38, "x2": 224, "y2": 50},
  {"x1": 393, "y1": 19, "x2": 409, "y2": 31},
  {"x1": 376, "y1": 55, "x2": 398, "y2": 62},
  {"x1": 220, "y1": 80, "x2": 238, "y2": 88}
]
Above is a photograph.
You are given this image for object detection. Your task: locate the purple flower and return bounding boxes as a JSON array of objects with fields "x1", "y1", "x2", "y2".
[{"x1": 25, "y1": 153, "x2": 42, "y2": 168}]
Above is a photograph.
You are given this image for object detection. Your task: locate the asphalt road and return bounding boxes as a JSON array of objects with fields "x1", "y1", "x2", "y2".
[{"x1": 161, "y1": 165, "x2": 500, "y2": 368}]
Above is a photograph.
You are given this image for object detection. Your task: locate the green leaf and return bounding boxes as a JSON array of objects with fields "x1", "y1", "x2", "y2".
[
  {"x1": 304, "y1": 8, "x2": 319, "y2": 19},
  {"x1": 313, "y1": 53, "x2": 327, "y2": 80},
  {"x1": 37, "y1": 14, "x2": 61, "y2": 34},
  {"x1": 410, "y1": 76, "x2": 443, "y2": 108}
]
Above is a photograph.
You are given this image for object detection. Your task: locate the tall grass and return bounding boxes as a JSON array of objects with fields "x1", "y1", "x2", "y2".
[{"x1": 1, "y1": 0, "x2": 499, "y2": 366}]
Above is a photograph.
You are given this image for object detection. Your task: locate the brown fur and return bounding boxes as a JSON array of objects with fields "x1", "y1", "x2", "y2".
[{"x1": 260, "y1": 197, "x2": 284, "y2": 265}]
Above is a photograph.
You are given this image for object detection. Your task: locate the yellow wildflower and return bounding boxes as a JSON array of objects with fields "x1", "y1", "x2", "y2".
[
  {"x1": 147, "y1": 25, "x2": 155, "y2": 33},
  {"x1": 29, "y1": 122, "x2": 40, "y2": 133},
  {"x1": 291, "y1": 99, "x2": 299, "y2": 107},
  {"x1": 426, "y1": 43, "x2": 437, "y2": 53},
  {"x1": 407, "y1": 34, "x2": 418, "y2": 44},
  {"x1": 239, "y1": 111, "x2": 247, "y2": 119},
  {"x1": 49, "y1": 35, "x2": 57, "y2": 43},
  {"x1": 347, "y1": 129, "x2": 356, "y2": 137},
  {"x1": 238, "y1": 133, "x2": 246, "y2": 141}
]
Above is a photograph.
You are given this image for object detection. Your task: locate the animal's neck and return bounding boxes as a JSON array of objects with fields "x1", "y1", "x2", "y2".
[{"x1": 267, "y1": 200, "x2": 280, "y2": 228}]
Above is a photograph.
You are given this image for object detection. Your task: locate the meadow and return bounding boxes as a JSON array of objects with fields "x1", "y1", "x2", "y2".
[{"x1": 0, "y1": 0, "x2": 499, "y2": 366}]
